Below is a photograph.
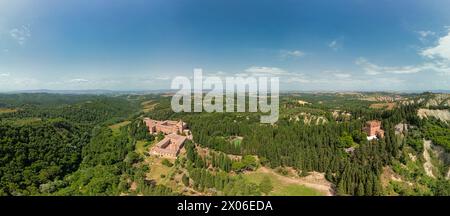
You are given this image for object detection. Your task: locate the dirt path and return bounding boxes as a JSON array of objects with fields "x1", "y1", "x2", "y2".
[
  {"x1": 423, "y1": 140, "x2": 435, "y2": 178},
  {"x1": 258, "y1": 167, "x2": 334, "y2": 196}
]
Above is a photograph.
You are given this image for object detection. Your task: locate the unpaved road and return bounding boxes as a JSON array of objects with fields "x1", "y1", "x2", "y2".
[{"x1": 258, "y1": 167, "x2": 334, "y2": 196}]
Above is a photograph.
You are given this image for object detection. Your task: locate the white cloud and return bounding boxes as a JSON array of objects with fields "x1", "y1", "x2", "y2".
[
  {"x1": 279, "y1": 50, "x2": 305, "y2": 59},
  {"x1": 234, "y1": 73, "x2": 248, "y2": 77},
  {"x1": 356, "y1": 57, "x2": 450, "y2": 76},
  {"x1": 49, "y1": 78, "x2": 123, "y2": 89},
  {"x1": 420, "y1": 62, "x2": 450, "y2": 76},
  {"x1": 421, "y1": 30, "x2": 450, "y2": 61},
  {"x1": 356, "y1": 29, "x2": 450, "y2": 77},
  {"x1": 239, "y1": 67, "x2": 309, "y2": 83},
  {"x1": 68, "y1": 78, "x2": 89, "y2": 83},
  {"x1": 328, "y1": 38, "x2": 343, "y2": 51},
  {"x1": 283, "y1": 73, "x2": 311, "y2": 83},
  {"x1": 285, "y1": 77, "x2": 311, "y2": 83},
  {"x1": 0, "y1": 73, "x2": 10, "y2": 77},
  {"x1": 355, "y1": 57, "x2": 424, "y2": 75},
  {"x1": 374, "y1": 77, "x2": 405, "y2": 84},
  {"x1": 11, "y1": 78, "x2": 39, "y2": 87},
  {"x1": 283, "y1": 74, "x2": 407, "y2": 91},
  {"x1": 244, "y1": 66, "x2": 286, "y2": 75},
  {"x1": 417, "y1": 30, "x2": 435, "y2": 42},
  {"x1": 329, "y1": 40, "x2": 338, "y2": 50},
  {"x1": 355, "y1": 58, "x2": 383, "y2": 75},
  {"x1": 155, "y1": 75, "x2": 171, "y2": 80},
  {"x1": 333, "y1": 73, "x2": 351, "y2": 79},
  {"x1": 417, "y1": 30, "x2": 435, "y2": 38},
  {"x1": 9, "y1": 25, "x2": 31, "y2": 46},
  {"x1": 204, "y1": 71, "x2": 227, "y2": 77}
]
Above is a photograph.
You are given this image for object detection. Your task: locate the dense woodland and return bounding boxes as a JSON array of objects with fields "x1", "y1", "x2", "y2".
[
  {"x1": 0, "y1": 93, "x2": 449, "y2": 196},
  {"x1": 143, "y1": 94, "x2": 450, "y2": 196}
]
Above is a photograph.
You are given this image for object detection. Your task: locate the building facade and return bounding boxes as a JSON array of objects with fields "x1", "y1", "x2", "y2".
[
  {"x1": 363, "y1": 120, "x2": 384, "y2": 141},
  {"x1": 143, "y1": 118, "x2": 186, "y2": 134},
  {"x1": 143, "y1": 118, "x2": 190, "y2": 158},
  {"x1": 150, "y1": 133, "x2": 187, "y2": 158}
]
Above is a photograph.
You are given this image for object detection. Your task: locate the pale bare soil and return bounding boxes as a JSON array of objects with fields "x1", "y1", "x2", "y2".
[
  {"x1": 297, "y1": 100, "x2": 310, "y2": 105},
  {"x1": 141, "y1": 100, "x2": 158, "y2": 112},
  {"x1": 258, "y1": 167, "x2": 334, "y2": 196},
  {"x1": 424, "y1": 94, "x2": 450, "y2": 107},
  {"x1": 423, "y1": 140, "x2": 436, "y2": 178},
  {"x1": 380, "y1": 166, "x2": 413, "y2": 188},
  {"x1": 417, "y1": 109, "x2": 450, "y2": 123}
]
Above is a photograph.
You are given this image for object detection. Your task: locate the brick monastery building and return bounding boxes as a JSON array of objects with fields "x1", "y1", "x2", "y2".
[
  {"x1": 143, "y1": 118, "x2": 190, "y2": 158},
  {"x1": 363, "y1": 120, "x2": 384, "y2": 141},
  {"x1": 143, "y1": 118, "x2": 187, "y2": 134},
  {"x1": 150, "y1": 134, "x2": 187, "y2": 158}
]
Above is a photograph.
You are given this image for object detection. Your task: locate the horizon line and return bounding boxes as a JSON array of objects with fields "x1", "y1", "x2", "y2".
[{"x1": 0, "y1": 88, "x2": 449, "y2": 95}]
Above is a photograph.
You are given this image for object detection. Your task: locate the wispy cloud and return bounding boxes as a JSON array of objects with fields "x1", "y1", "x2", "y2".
[
  {"x1": 238, "y1": 66, "x2": 309, "y2": 83},
  {"x1": 11, "y1": 78, "x2": 39, "y2": 87},
  {"x1": 355, "y1": 58, "x2": 424, "y2": 75},
  {"x1": 9, "y1": 24, "x2": 31, "y2": 46},
  {"x1": 68, "y1": 78, "x2": 89, "y2": 83},
  {"x1": 244, "y1": 66, "x2": 287, "y2": 75},
  {"x1": 284, "y1": 74, "x2": 407, "y2": 91},
  {"x1": 279, "y1": 49, "x2": 305, "y2": 59},
  {"x1": 356, "y1": 28, "x2": 450, "y2": 77},
  {"x1": 0, "y1": 73, "x2": 10, "y2": 77},
  {"x1": 328, "y1": 37, "x2": 343, "y2": 51},
  {"x1": 355, "y1": 58, "x2": 382, "y2": 75},
  {"x1": 421, "y1": 30, "x2": 450, "y2": 61},
  {"x1": 333, "y1": 73, "x2": 351, "y2": 79},
  {"x1": 417, "y1": 30, "x2": 435, "y2": 42},
  {"x1": 155, "y1": 75, "x2": 171, "y2": 80},
  {"x1": 356, "y1": 57, "x2": 450, "y2": 76},
  {"x1": 284, "y1": 76, "x2": 311, "y2": 84}
]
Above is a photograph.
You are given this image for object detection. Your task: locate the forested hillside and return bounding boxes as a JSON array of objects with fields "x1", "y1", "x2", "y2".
[
  {"x1": 141, "y1": 93, "x2": 450, "y2": 196},
  {"x1": 0, "y1": 120, "x2": 89, "y2": 195},
  {"x1": 0, "y1": 92, "x2": 449, "y2": 196},
  {"x1": 0, "y1": 94, "x2": 141, "y2": 195}
]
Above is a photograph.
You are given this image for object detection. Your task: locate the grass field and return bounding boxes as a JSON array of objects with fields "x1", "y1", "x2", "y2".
[
  {"x1": 4, "y1": 117, "x2": 42, "y2": 126},
  {"x1": 109, "y1": 121, "x2": 131, "y2": 134},
  {"x1": 141, "y1": 100, "x2": 158, "y2": 112},
  {"x1": 243, "y1": 169, "x2": 323, "y2": 196},
  {"x1": 146, "y1": 157, "x2": 176, "y2": 184},
  {"x1": 0, "y1": 108, "x2": 18, "y2": 114},
  {"x1": 135, "y1": 140, "x2": 149, "y2": 155},
  {"x1": 370, "y1": 102, "x2": 395, "y2": 110}
]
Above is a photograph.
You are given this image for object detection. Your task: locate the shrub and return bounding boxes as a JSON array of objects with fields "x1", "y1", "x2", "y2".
[{"x1": 161, "y1": 159, "x2": 173, "y2": 167}]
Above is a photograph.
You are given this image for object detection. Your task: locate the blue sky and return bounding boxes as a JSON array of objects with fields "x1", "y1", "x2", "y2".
[{"x1": 0, "y1": 0, "x2": 449, "y2": 91}]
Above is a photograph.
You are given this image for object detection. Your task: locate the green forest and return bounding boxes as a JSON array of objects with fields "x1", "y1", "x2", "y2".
[{"x1": 0, "y1": 92, "x2": 449, "y2": 196}]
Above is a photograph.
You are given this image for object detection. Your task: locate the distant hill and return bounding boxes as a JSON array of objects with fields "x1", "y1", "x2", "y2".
[{"x1": 4, "y1": 89, "x2": 176, "y2": 95}]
